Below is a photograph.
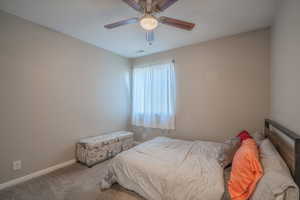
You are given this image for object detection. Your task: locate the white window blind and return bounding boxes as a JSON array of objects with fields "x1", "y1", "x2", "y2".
[{"x1": 132, "y1": 61, "x2": 176, "y2": 130}]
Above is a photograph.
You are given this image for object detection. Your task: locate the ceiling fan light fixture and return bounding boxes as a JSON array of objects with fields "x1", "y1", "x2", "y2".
[{"x1": 140, "y1": 15, "x2": 158, "y2": 31}]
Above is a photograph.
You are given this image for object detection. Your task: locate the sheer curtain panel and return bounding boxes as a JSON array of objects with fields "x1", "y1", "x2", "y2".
[{"x1": 132, "y1": 62, "x2": 176, "y2": 130}]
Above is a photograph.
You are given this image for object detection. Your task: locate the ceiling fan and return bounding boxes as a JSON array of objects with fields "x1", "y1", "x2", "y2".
[{"x1": 104, "y1": 0, "x2": 195, "y2": 44}]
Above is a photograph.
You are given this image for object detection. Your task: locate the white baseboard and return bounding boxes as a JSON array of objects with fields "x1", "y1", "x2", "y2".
[{"x1": 0, "y1": 159, "x2": 76, "y2": 190}]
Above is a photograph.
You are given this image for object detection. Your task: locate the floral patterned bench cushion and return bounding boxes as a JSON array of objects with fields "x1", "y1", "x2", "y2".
[{"x1": 76, "y1": 131, "x2": 134, "y2": 167}]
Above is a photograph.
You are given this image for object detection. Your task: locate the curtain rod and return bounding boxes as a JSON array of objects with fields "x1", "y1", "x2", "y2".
[{"x1": 133, "y1": 59, "x2": 175, "y2": 68}]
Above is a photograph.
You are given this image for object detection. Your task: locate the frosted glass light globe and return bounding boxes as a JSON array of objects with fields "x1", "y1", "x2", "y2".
[{"x1": 140, "y1": 15, "x2": 158, "y2": 31}]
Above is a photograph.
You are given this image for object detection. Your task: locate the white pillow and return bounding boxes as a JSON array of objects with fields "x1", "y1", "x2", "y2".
[
  {"x1": 250, "y1": 139, "x2": 299, "y2": 200},
  {"x1": 251, "y1": 131, "x2": 265, "y2": 145}
]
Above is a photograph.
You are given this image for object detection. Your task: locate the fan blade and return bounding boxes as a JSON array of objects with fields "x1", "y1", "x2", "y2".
[
  {"x1": 159, "y1": 16, "x2": 195, "y2": 31},
  {"x1": 122, "y1": 0, "x2": 143, "y2": 12},
  {"x1": 104, "y1": 17, "x2": 139, "y2": 29},
  {"x1": 157, "y1": 0, "x2": 178, "y2": 11},
  {"x1": 146, "y1": 31, "x2": 154, "y2": 42}
]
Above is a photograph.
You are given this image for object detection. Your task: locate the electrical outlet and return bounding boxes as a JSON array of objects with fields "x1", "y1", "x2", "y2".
[{"x1": 13, "y1": 160, "x2": 22, "y2": 170}]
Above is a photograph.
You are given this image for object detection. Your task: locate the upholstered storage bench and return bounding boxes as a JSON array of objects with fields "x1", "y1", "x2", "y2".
[{"x1": 76, "y1": 131, "x2": 134, "y2": 167}]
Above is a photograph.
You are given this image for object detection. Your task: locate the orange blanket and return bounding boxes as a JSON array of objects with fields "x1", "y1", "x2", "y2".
[{"x1": 228, "y1": 139, "x2": 263, "y2": 200}]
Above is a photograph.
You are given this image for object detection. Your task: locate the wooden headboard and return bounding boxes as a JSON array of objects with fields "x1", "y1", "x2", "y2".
[{"x1": 264, "y1": 119, "x2": 300, "y2": 188}]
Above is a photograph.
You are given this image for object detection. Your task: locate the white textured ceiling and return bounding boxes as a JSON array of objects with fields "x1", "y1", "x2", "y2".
[{"x1": 0, "y1": 0, "x2": 276, "y2": 58}]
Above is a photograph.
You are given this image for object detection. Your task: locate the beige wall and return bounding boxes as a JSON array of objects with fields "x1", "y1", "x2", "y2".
[
  {"x1": 0, "y1": 11, "x2": 130, "y2": 184},
  {"x1": 271, "y1": 0, "x2": 300, "y2": 135},
  {"x1": 132, "y1": 29, "x2": 270, "y2": 142}
]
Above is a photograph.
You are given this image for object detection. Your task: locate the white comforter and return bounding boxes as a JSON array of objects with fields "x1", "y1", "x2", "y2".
[{"x1": 101, "y1": 137, "x2": 225, "y2": 200}]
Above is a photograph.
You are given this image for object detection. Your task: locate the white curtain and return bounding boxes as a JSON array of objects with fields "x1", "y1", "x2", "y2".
[{"x1": 132, "y1": 61, "x2": 176, "y2": 130}]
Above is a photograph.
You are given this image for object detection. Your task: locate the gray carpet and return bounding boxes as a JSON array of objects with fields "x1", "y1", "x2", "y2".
[{"x1": 0, "y1": 160, "x2": 144, "y2": 200}]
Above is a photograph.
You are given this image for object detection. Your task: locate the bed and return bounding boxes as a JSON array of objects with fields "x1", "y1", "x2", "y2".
[
  {"x1": 102, "y1": 136, "x2": 225, "y2": 200},
  {"x1": 101, "y1": 119, "x2": 300, "y2": 200}
]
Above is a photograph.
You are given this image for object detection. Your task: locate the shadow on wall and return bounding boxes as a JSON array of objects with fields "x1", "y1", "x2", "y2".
[{"x1": 125, "y1": 71, "x2": 131, "y2": 96}]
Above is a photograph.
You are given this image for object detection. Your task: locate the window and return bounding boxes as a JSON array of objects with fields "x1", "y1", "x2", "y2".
[{"x1": 132, "y1": 61, "x2": 176, "y2": 130}]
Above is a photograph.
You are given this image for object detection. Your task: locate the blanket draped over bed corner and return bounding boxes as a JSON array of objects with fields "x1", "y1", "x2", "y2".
[{"x1": 101, "y1": 137, "x2": 225, "y2": 200}]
